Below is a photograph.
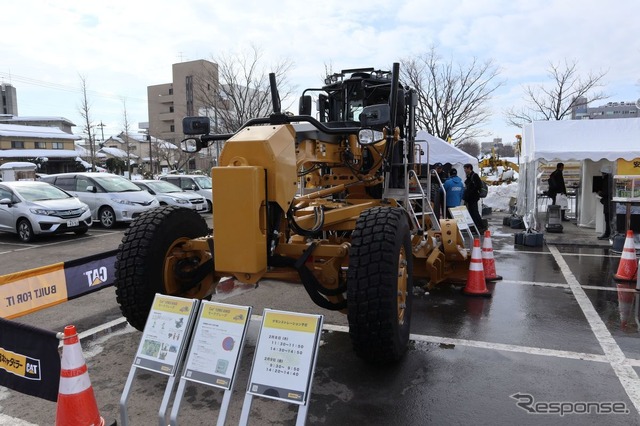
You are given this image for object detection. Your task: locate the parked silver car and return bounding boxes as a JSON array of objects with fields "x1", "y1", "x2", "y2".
[
  {"x1": 158, "y1": 174, "x2": 213, "y2": 212},
  {"x1": 0, "y1": 181, "x2": 92, "y2": 242},
  {"x1": 40, "y1": 172, "x2": 160, "y2": 228},
  {"x1": 133, "y1": 180, "x2": 207, "y2": 212}
]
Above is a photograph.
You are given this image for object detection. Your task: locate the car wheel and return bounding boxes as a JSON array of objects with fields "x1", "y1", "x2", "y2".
[
  {"x1": 17, "y1": 219, "x2": 35, "y2": 243},
  {"x1": 99, "y1": 206, "x2": 116, "y2": 229},
  {"x1": 206, "y1": 200, "x2": 212, "y2": 213}
]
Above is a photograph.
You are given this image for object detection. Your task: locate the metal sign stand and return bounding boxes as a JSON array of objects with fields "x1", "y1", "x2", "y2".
[
  {"x1": 169, "y1": 302, "x2": 253, "y2": 426},
  {"x1": 239, "y1": 309, "x2": 324, "y2": 426},
  {"x1": 119, "y1": 294, "x2": 200, "y2": 426}
]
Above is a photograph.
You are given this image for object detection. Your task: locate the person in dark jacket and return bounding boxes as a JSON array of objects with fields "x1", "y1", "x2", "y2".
[
  {"x1": 430, "y1": 162, "x2": 447, "y2": 220},
  {"x1": 597, "y1": 165, "x2": 612, "y2": 239},
  {"x1": 547, "y1": 162, "x2": 568, "y2": 221},
  {"x1": 463, "y1": 163, "x2": 485, "y2": 232},
  {"x1": 443, "y1": 168, "x2": 464, "y2": 218}
]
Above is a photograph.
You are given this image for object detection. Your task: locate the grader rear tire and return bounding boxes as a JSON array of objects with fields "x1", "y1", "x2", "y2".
[
  {"x1": 347, "y1": 206, "x2": 413, "y2": 364},
  {"x1": 115, "y1": 206, "x2": 212, "y2": 331}
]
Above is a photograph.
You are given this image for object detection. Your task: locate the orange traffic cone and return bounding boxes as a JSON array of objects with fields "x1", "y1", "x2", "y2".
[
  {"x1": 56, "y1": 325, "x2": 105, "y2": 426},
  {"x1": 617, "y1": 284, "x2": 635, "y2": 330},
  {"x1": 463, "y1": 238, "x2": 492, "y2": 297},
  {"x1": 482, "y1": 230, "x2": 503, "y2": 281},
  {"x1": 614, "y1": 230, "x2": 638, "y2": 282}
]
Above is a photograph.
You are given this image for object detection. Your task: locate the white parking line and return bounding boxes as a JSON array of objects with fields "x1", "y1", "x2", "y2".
[
  {"x1": 494, "y1": 249, "x2": 620, "y2": 258},
  {"x1": 0, "y1": 231, "x2": 123, "y2": 254},
  {"x1": 548, "y1": 245, "x2": 640, "y2": 415}
]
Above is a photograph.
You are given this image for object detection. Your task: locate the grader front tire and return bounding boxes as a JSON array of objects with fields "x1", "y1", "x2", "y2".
[
  {"x1": 115, "y1": 206, "x2": 212, "y2": 331},
  {"x1": 347, "y1": 207, "x2": 413, "y2": 364}
]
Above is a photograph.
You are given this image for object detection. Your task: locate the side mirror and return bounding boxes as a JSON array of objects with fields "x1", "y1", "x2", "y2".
[
  {"x1": 299, "y1": 95, "x2": 312, "y2": 115},
  {"x1": 0, "y1": 198, "x2": 12, "y2": 206},
  {"x1": 359, "y1": 104, "x2": 390, "y2": 127},
  {"x1": 191, "y1": 184, "x2": 197, "y2": 190},
  {"x1": 181, "y1": 138, "x2": 201, "y2": 153},
  {"x1": 183, "y1": 116, "x2": 211, "y2": 135},
  {"x1": 86, "y1": 185, "x2": 97, "y2": 193}
]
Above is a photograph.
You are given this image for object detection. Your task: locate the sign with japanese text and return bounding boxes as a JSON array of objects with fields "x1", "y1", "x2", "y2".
[
  {"x1": 133, "y1": 294, "x2": 197, "y2": 376},
  {"x1": 617, "y1": 158, "x2": 640, "y2": 176},
  {"x1": 181, "y1": 301, "x2": 251, "y2": 390},
  {"x1": 247, "y1": 309, "x2": 323, "y2": 405},
  {"x1": 448, "y1": 206, "x2": 472, "y2": 230}
]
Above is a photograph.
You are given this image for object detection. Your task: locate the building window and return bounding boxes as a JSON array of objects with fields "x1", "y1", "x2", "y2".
[
  {"x1": 168, "y1": 88, "x2": 173, "y2": 95},
  {"x1": 170, "y1": 125, "x2": 175, "y2": 132},
  {"x1": 11, "y1": 141, "x2": 24, "y2": 148},
  {"x1": 169, "y1": 106, "x2": 174, "y2": 113},
  {"x1": 34, "y1": 141, "x2": 46, "y2": 149},
  {"x1": 52, "y1": 142, "x2": 64, "y2": 149}
]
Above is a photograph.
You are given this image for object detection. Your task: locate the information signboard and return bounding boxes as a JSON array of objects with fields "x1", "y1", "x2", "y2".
[
  {"x1": 133, "y1": 295, "x2": 197, "y2": 376},
  {"x1": 448, "y1": 206, "x2": 472, "y2": 230},
  {"x1": 182, "y1": 302, "x2": 251, "y2": 390},
  {"x1": 247, "y1": 309, "x2": 323, "y2": 405}
]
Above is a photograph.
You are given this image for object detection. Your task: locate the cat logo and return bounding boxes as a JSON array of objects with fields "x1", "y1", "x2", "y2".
[
  {"x1": 23, "y1": 359, "x2": 41, "y2": 380},
  {"x1": 83, "y1": 266, "x2": 108, "y2": 287}
]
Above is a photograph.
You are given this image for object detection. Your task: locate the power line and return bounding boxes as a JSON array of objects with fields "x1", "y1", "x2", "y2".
[{"x1": 0, "y1": 71, "x2": 147, "y2": 103}]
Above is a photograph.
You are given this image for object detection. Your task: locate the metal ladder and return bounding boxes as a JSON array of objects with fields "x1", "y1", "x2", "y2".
[{"x1": 383, "y1": 170, "x2": 440, "y2": 232}]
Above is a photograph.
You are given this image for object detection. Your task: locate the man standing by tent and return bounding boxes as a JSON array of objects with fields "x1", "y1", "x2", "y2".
[
  {"x1": 463, "y1": 163, "x2": 485, "y2": 232},
  {"x1": 547, "y1": 162, "x2": 568, "y2": 221},
  {"x1": 597, "y1": 165, "x2": 612, "y2": 239}
]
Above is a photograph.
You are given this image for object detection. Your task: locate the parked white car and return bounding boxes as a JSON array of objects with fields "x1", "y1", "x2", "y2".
[
  {"x1": 0, "y1": 181, "x2": 92, "y2": 242},
  {"x1": 133, "y1": 180, "x2": 207, "y2": 212},
  {"x1": 158, "y1": 174, "x2": 213, "y2": 212},
  {"x1": 40, "y1": 172, "x2": 160, "y2": 228}
]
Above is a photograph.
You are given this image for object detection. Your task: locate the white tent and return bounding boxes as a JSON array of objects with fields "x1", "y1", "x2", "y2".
[
  {"x1": 415, "y1": 130, "x2": 479, "y2": 177},
  {"x1": 517, "y1": 117, "x2": 640, "y2": 231}
]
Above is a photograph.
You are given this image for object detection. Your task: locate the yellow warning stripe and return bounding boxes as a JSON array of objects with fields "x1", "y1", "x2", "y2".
[{"x1": 0, "y1": 263, "x2": 64, "y2": 285}]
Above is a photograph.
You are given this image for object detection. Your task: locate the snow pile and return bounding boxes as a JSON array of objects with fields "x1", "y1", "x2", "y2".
[{"x1": 482, "y1": 182, "x2": 518, "y2": 212}]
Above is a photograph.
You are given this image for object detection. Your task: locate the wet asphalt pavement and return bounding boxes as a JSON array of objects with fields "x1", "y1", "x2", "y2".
[{"x1": 1, "y1": 212, "x2": 639, "y2": 425}]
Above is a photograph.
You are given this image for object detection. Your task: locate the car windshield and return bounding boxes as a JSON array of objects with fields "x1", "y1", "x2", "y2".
[
  {"x1": 93, "y1": 175, "x2": 142, "y2": 192},
  {"x1": 15, "y1": 183, "x2": 72, "y2": 201},
  {"x1": 147, "y1": 181, "x2": 183, "y2": 193},
  {"x1": 193, "y1": 176, "x2": 212, "y2": 189}
]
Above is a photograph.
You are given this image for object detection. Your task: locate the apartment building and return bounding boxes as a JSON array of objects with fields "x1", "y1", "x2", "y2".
[
  {"x1": 147, "y1": 60, "x2": 218, "y2": 146},
  {"x1": 1, "y1": 84, "x2": 18, "y2": 116}
]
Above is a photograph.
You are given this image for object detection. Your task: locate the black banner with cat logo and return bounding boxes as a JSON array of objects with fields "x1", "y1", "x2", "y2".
[{"x1": 0, "y1": 317, "x2": 60, "y2": 401}]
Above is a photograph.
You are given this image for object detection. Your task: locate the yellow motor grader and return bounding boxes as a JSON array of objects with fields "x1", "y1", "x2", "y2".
[{"x1": 114, "y1": 63, "x2": 471, "y2": 363}]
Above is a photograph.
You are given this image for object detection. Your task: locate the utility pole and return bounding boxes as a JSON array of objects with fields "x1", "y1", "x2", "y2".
[
  {"x1": 147, "y1": 131, "x2": 153, "y2": 177},
  {"x1": 96, "y1": 121, "x2": 106, "y2": 143}
]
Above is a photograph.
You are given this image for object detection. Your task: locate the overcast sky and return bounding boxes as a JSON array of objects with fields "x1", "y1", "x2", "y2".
[{"x1": 2, "y1": 0, "x2": 639, "y2": 145}]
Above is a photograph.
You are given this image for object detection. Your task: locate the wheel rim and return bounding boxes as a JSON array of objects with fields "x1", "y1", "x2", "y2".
[
  {"x1": 101, "y1": 210, "x2": 114, "y2": 227},
  {"x1": 397, "y1": 245, "x2": 408, "y2": 325},
  {"x1": 18, "y1": 222, "x2": 31, "y2": 241},
  {"x1": 162, "y1": 237, "x2": 213, "y2": 299}
]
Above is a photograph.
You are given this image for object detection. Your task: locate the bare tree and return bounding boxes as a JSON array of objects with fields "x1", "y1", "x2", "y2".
[
  {"x1": 505, "y1": 60, "x2": 608, "y2": 127},
  {"x1": 195, "y1": 44, "x2": 295, "y2": 134},
  {"x1": 121, "y1": 99, "x2": 133, "y2": 178},
  {"x1": 457, "y1": 139, "x2": 480, "y2": 158},
  {"x1": 78, "y1": 75, "x2": 96, "y2": 171},
  {"x1": 401, "y1": 46, "x2": 503, "y2": 146}
]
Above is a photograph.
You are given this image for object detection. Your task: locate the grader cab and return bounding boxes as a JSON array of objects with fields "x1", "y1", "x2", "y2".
[{"x1": 114, "y1": 63, "x2": 471, "y2": 364}]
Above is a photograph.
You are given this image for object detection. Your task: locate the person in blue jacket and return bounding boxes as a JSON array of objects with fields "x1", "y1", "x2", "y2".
[{"x1": 443, "y1": 168, "x2": 464, "y2": 218}]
